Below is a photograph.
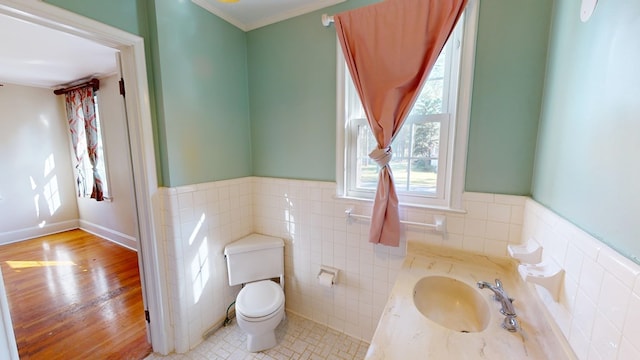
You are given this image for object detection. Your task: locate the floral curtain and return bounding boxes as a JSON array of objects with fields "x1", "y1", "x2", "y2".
[
  {"x1": 335, "y1": 0, "x2": 467, "y2": 246},
  {"x1": 64, "y1": 86, "x2": 104, "y2": 201}
]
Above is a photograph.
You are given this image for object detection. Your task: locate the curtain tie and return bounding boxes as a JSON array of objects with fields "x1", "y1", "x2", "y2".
[{"x1": 369, "y1": 146, "x2": 392, "y2": 168}]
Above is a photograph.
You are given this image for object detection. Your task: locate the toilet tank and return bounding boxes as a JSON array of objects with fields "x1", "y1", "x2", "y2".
[{"x1": 224, "y1": 234, "x2": 284, "y2": 286}]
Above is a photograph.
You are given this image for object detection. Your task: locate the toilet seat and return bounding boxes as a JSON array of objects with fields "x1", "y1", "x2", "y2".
[{"x1": 236, "y1": 280, "x2": 284, "y2": 319}]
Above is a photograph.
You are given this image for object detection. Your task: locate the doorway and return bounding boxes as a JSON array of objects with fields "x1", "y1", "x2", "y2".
[
  {"x1": 0, "y1": 230, "x2": 151, "y2": 359},
  {"x1": 0, "y1": 0, "x2": 169, "y2": 356}
]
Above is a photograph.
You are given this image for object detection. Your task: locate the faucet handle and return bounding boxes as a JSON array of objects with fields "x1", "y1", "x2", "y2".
[{"x1": 494, "y1": 278, "x2": 503, "y2": 289}]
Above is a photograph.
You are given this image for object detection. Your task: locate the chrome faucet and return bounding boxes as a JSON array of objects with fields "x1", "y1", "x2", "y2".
[{"x1": 478, "y1": 279, "x2": 519, "y2": 332}]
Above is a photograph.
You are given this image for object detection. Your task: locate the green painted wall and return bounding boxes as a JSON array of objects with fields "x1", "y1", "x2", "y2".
[
  {"x1": 248, "y1": 0, "x2": 552, "y2": 192},
  {"x1": 464, "y1": 0, "x2": 552, "y2": 194},
  {"x1": 247, "y1": 0, "x2": 372, "y2": 181},
  {"x1": 150, "y1": 0, "x2": 251, "y2": 186},
  {"x1": 532, "y1": 0, "x2": 640, "y2": 263},
  {"x1": 46, "y1": 0, "x2": 252, "y2": 187},
  {"x1": 45, "y1": 0, "x2": 144, "y2": 35},
  {"x1": 46, "y1": 0, "x2": 555, "y2": 195}
]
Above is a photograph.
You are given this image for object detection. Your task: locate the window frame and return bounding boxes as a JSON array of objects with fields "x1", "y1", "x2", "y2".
[{"x1": 335, "y1": 0, "x2": 479, "y2": 211}]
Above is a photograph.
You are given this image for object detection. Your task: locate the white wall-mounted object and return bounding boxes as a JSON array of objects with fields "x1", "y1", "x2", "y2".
[
  {"x1": 580, "y1": 0, "x2": 598, "y2": 22},
  {"x1": 518, "y1": 262, "x2": 565, "y2": 301},
  {"x1": 507, "y1": 242, "x2": 543, "y2": 264},
  {"x1": 321, "y1": 13, "x2": 334, "y2": 27},
  {"x1": 345, "y1": 209, "x2": 447, "y2": 233},
  {"x1": 317, "y1": 266, "x2": 339, "y2": 287}
]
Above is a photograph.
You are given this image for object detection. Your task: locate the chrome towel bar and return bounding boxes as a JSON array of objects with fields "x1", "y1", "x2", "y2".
[{"x1": 345, "y1": 209, "x2": 446, "y2": 233}]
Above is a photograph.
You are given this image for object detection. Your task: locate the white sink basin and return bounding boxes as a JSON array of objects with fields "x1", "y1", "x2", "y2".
[{"x1": 413, "y1": 276, "x2": 490, "y2": 333}]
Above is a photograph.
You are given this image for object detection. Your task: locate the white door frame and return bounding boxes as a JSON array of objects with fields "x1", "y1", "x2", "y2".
[{"x1": 0, "y1": 0, "x2": 171, "y2": 355}]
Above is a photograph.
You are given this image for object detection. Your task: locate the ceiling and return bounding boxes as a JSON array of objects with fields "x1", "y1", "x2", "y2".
[
  {"x1": 0, "y1": 0, "x2": 343, "y2": 89},
  {"x1": 0, "y1": 12, "x2": 118, "y2": 89},
  {"x1": 192, "y1": 0, "x2": 345, "y2": 31}
]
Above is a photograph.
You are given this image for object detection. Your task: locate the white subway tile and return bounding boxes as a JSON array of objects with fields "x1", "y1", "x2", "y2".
[
  {"x1": 622, "y1": 293, "x2": 640, "y2": 347},
  {"x1": 510, "y1": 205, "x2": 524, "y2": 225},
  {"x1": 465, "y1": 201, "x2": 488, "y2": 220},
  {"x1": 597, "y1": 248, "x2": 640, "y2": 289},
  {"x1": 464, "y1": 219, "x2": 486, "y2": 237},
  {"x1": 590, "y1": 311, "x2": 621, "y2": 359},
  {"x1": 462, "y1": 192, "x2": 494, "y2": 202},
  {"x1": 579, "y1": 257, "x2": 604, "y2": 302},
  {"x1": 563, "y1": 243, "x2": 585, "y2": 282},
  {"x1": 569, "y1": 326, "x2": 590, "y2": 360},
  {"x1": 619, "y1": 338, "x2": 640, "y2": 360},
  {"x1": 462, "y1": 236, "x2": 485, "y2": 253},
  {"x1": 572, "y1": 289, "x2": 597, "y2": 338},
  {"x1": 484, "y1": 239, "x2": 507, "y2": 257},
  {"x1": 508, "y1": 224, "x2": 522, "y2": 243},
  {"x1": 445, "y1": 215, "x2": 465, "y2": 235},
  {"x1": 494, "y1": 194, "x2": 526, "y2": 205},
  {"x1": 598, "y1": 273, "x2": 631, "y2": 332},
  {"x1": 485, "y1": 221, "x2": 510, "y2": 241}
]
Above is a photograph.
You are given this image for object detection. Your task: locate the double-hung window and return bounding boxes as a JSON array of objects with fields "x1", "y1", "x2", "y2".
[
  {"x1": 336, "y1": 2, "x2": 478, "y2": 210},
  {"x1": 78, "y1": 93, "x2": 110, "y2": 200}
]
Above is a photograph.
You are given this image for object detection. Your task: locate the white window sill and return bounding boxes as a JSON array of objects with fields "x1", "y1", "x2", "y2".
[{"x1": 333, "y1": 194, "x2": 467, "y2": 214}]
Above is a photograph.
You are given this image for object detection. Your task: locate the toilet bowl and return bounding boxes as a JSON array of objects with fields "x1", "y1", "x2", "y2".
[
  {"x1": 224, "y1": 234, "x2": 285, "y2": 352},
  {"x1": 235, "y1": 280, "x2": 285, "y2": 352}
]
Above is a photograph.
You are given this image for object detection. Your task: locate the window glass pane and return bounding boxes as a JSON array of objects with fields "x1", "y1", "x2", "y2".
[
  {"x1": 77, "y1": 95, "x2": 109, "y2": 199},
  {"x1": 356, "y1": 124, "x2": 377, "y2": 189},
  {"x1": 355, "y1": 120, "x2": 441, "y2": 196},
  {"x1": 409, "y1": 121, "x2": 439, "y2": 194},
  {"x1": 94, "y1": 99, "x2": 109, "y2": 198},
  {"x1": 410, "y1": 49, "x2": 446, "y2": 116}
]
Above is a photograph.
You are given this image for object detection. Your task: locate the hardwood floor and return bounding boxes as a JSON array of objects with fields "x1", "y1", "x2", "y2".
[{"x1": 0, "y1": 229, "x2": 151, "y2": 360}]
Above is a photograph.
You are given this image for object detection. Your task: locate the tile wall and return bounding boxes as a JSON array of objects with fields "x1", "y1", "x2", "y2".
[
  {"x1": 522, "y1": 199, "x2": 640, "y2": 359},
  {"x1": 159, "y1": 177, "x2": 528, "y2": 352},
  {"x1": 159, "y1": 178, "x2": 254, "y2": 352}
]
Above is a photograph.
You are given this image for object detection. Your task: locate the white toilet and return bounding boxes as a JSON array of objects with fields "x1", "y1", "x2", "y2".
[{"x1": 224, "y1": 234, "x2": 285, "y2": 352}]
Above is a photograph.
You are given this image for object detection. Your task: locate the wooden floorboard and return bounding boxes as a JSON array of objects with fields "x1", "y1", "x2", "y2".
[{"x1": 0, "y1": 229, "x2": 151, "y2": 360}]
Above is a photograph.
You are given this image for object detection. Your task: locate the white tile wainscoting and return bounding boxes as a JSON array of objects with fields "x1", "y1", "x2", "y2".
[
  {"x1": 158, "y1": 177, "x2": 529, "y2": 352},
  {"x1": 522, "y1": 199, "x2": 640, "y2": 359},
  {"x1": 159, "y1": 176, "x2": 640, "y2": 359}
]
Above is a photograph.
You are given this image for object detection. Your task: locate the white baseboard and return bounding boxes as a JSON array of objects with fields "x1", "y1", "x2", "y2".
[
  {"x1": 79, "y1": 220, "x2": 138, "y2": 251},
  {"x1": 0, "y1": 220, "x2": 80, "y2": 246}
]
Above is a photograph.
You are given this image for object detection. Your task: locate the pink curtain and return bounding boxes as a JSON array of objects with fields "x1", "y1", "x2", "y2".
[
  {"x1": 335, "y1": 0, "x2": 467, "y2": 246},
  {"x1": 64, "y1": 86, "x2": 104, "y2": 201}
]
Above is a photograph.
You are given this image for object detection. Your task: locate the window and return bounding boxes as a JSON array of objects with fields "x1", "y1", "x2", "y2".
[
  {"x1": 74, "y1": 93, "x2": 110, "y2": 200},
  {"x1": 84, "y1": 94, "x2": 109, "y2": 198},
  {"x1": 336, "y1": 3, "x2": 478, "y2": 210}
]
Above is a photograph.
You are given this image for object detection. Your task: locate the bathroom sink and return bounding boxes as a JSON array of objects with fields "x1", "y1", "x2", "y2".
[{"x1": 413, "y1": 276, "x2": 490, "y2": 333}]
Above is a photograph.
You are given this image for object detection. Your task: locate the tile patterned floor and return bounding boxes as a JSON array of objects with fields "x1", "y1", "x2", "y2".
[{"x1": 145, "y1": 312, "x2": 370, "y2": 360}]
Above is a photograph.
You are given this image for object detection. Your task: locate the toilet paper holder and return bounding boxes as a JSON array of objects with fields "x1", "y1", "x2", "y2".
[{"x1": 317, "y1": 266, "x2": 339, "y2": 285}]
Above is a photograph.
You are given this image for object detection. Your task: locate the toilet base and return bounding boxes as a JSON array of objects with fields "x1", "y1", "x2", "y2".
[
  {"x1": 237, "y1": 306, "x2": 285, "y2": 353},
  {"x1": 246, "y1": 331, "x2": 277, "y2": 352}
]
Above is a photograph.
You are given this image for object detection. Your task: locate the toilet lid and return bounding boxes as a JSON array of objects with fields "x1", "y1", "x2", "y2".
[{"x1": 236, "y1": 280, "x2": 284, "y2": 318}]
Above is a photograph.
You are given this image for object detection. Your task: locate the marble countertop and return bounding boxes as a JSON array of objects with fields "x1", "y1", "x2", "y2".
[{"x1": 365, "y1": 242, "x2": 576, "y2": 359}]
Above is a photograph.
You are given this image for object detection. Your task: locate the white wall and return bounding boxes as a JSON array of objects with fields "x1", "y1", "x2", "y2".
[
  {"x1": 160, "y1": 177, "x2": 527, "y2": 351},
  {"x1": 76, "y1": 73, "x2": 137, "y2": 249},
  {"x1": 0, "y1": 84, "x2": 79, "y2": 243},
  {"x1": 0, "y1": 78, "x2": 137, "y2": 249}
]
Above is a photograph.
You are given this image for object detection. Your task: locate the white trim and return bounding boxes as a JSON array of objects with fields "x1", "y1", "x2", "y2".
[
  {"x1": 192, "y1": 0, "x2": 346, "y2": 32},
  {"x1": 450, "y1": 0, "x2": 479, "y2": 210},
  {"x1": 335, "y1": 40, "x2": 347, "y2": 197},
  {"x1": 191, "y1": 0, "x2": 248, "y2": 31},
  {"x1": 79, "y1": 220, "x2": 137, "y2": 251},
  {"x1": 246, "y1": 0, "x2": 346, "y2": 31},
  {"x1": 0, "y1": 268, "x2": 18, "y2": 360},
  {"x1": 0, "y1": 0, "x2": 172, "y2": 355},
  {"x1": 0, "y1": 220, "x2": 79, "y2": 246}
]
